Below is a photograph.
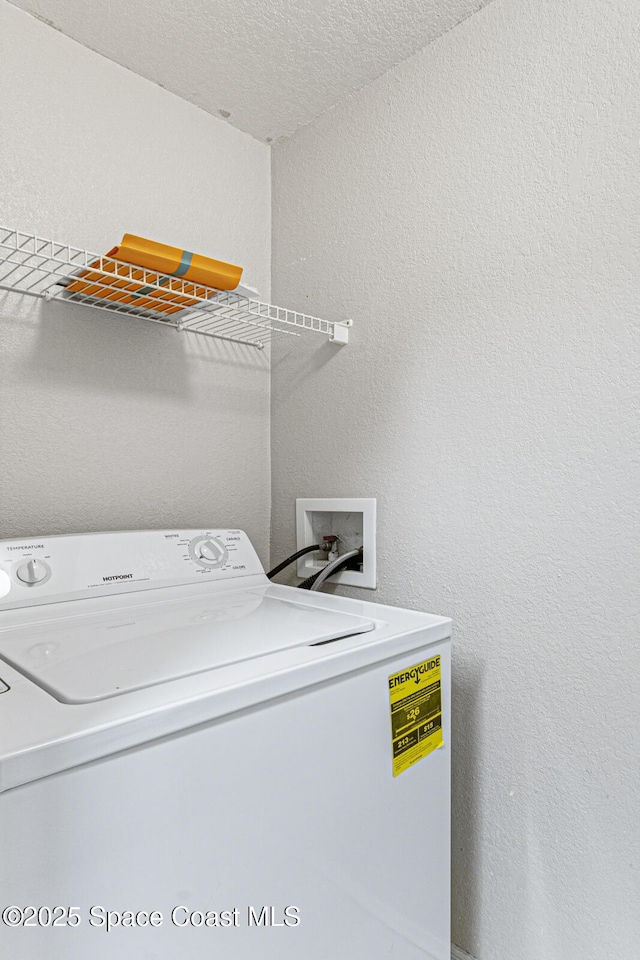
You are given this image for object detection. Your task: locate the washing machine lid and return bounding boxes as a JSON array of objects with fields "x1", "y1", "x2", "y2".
[{"x1": 0, "y1": 589, "x2": 375, "y2": 704}]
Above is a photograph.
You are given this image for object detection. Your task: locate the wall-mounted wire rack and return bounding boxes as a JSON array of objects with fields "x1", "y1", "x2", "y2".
[{"x1": 0, "y1": 227, "x2": 351, "y2": 349}]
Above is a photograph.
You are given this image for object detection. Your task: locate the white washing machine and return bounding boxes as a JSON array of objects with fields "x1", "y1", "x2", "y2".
[{"x1": 0, "y1": 529, "x2": 451, "y2": 960}]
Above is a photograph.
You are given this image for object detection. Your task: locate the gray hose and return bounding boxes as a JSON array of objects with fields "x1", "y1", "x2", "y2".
[{"x1": 309, "y1": 549, "x2": 361, "y2": 592}]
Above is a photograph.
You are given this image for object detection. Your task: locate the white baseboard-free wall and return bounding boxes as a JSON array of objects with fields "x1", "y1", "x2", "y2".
[
  {"x1": 271, "y1": 0, "x2": 640, "y2": 958},
  {"x1": 0, "y1": 1, "x2": 272, "y2": 560}
]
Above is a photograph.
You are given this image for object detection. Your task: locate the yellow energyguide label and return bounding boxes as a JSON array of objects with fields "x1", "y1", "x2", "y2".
[{"x1": 389, "y1": 656, "x2": 443, "y2": 777}]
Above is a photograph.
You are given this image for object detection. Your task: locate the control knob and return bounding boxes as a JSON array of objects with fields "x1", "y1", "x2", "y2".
[
  {"x1": 196, "y1": 539, "x2": 225, "y2": 563},
  {"x1": 189, "y1": 536, "x2": 228, "y2": 569},
  {"x1": 16, "y1": 558, "x2": 51, "y2": 585}
]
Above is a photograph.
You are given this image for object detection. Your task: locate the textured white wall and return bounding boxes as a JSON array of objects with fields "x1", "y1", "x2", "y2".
[
  {"x1": 0, "y1": 3, "x2": 271, "y2": 559},
  {"x1": 271, "y1": 1, "x2": 640, "y2": 958}
]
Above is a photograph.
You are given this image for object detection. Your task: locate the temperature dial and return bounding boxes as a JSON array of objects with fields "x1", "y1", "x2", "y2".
[
  {"x1": 15, "y1": 558, "x2": 51, "y2": 586},
  {"x1": 189, "y1": 536, "x2": 228, "y2": 570}
]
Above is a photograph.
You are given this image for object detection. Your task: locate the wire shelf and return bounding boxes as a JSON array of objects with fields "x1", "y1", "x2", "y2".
[{"x1": 0, "y1": 227, "x2": 351, "y2": 350}]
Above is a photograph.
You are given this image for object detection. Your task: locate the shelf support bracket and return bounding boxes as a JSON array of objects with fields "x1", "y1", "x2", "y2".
[{"x1": 330, "y1": 319, "x2": 352, "y2": 345}]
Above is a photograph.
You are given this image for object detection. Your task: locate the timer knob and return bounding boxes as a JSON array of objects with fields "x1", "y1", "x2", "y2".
[
  {"x1": 188, "y1": 536, "x2": 228, "y2": 569},
  {"x1": 16, "y1": 558, "x2": 50, "y2": 585},
  {"x1": 197, "y1": 539, "x2": 225, "y2": 563}
]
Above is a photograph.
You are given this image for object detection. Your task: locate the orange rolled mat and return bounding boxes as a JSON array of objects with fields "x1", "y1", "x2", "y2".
[{"x1": 66, "y1": 234, "x2": 243, "y2": 317}]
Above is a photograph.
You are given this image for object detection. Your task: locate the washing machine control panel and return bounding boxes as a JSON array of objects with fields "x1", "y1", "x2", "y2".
[{"x1": 0, "y1": 530, "x2": 264, "y2": 610}]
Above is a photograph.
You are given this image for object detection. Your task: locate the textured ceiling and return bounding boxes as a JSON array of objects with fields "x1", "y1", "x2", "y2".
[{"x1": 9, "y1": 0, "x2": 493, "y2": 142}]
